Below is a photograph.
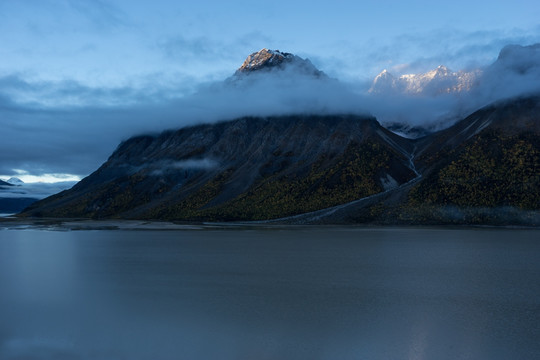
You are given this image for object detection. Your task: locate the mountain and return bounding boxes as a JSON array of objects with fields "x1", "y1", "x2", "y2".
[
  {"x1": 235, "y1": 48, "x2": 325, "y2": 77},
  {"x1": 410, "y1": 95, "x2": 540, "y2": 209},
  {"x1": 493, "y1": 43, "x2": 540, "y2": 75},
  {"x1": 370, "y1": 43, "x2": 540, "y2": 100},
  {"x1": 6, "y1": 177, "x2": 24, "y2": 185},
  {"x1": 363, "y1": 95, "x2": 540, "y2": 225},
  {"x1": 22, "y1": 95, "x2": 539, "y2": 225},
  {"x1": 474, "y1": 43, "x2": 540, "y2": 101},
  {"x1": 0, "y1": 178, "x2": 75, "y2": 215},
  {"x1": 19, "y1": 47, "x2": 540, "y2": 225},
  {"x1": 21, "y1": 115, "x2": 417, "y2": 220},
  {"x1": 0, "y1": 178, "x2": 38, "y2": 215},
  {"x1": 274, "y1": 94, "x2": 540, "y2": 225},
  {"x1": 0, "y1": 198, "x2": 39, "y2": 215},
  {"x1": 0, "y1": 179, "x2": 13, "y2": 187},
  {"x1": 369, "y1": 65, "x2": 480, "y2": 95}
]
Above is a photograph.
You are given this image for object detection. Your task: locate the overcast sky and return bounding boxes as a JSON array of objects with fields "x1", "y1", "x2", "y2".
[{"x1": 1, "y1": 0, "x2": 540, "y2": 183}]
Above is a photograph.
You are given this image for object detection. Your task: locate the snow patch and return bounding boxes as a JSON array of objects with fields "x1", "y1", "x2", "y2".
[{"x1": 369, "y1": 66, "x2": 481, "y2": 95}]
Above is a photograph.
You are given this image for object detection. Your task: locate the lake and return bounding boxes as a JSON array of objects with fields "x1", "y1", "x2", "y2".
[{"x1": 0, "y1": 226, "x2": 539, "y2": 359}]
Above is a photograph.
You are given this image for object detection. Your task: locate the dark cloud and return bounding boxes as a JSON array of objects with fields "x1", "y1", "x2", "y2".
[{"x1": 0, "y1": 181, "x2": 77, "y2": 200}]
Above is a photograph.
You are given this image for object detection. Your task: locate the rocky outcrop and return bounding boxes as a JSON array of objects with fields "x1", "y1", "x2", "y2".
[{"x1": 235, "y1": 48, "x2": 325, "y2": 77}]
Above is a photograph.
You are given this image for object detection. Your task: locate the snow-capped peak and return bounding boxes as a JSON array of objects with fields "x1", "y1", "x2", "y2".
[
  {"x1": 369, "y1": 65, "x2": 480, "y2": 95},
  {"x1": 375, "y1": 69, "x2": 394, "y2": 79},
  {"x1": 7, "y1": 177, "x2": 24, "y2": 185},
  {"x1": 235, "y1": 48, "x2": 325, "y2": 77}
]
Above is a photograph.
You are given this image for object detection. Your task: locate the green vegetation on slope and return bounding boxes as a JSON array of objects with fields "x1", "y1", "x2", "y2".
[
  {"x1": 152, "y1": 142, "x2": 406, "y2": 221},
  {"x1": 409, "y1": 130, "x2": 540, "y2": 209}
]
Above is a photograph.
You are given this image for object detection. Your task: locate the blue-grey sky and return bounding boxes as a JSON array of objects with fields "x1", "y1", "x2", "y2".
[
  {"x1": 2, "y1": 0, "x2": 540, "y2": 85},
  {"x1": 1, "y1": 0, "x2": 540, "y2": 182}
]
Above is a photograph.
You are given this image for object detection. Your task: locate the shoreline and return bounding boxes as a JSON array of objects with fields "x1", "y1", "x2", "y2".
[{"x1": 1, "y1": 216, "x2": 539, "y2": 231}]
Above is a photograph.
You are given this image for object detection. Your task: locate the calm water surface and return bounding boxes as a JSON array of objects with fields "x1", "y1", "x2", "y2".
[{"x1": 0, "y1": 227, "x2": 539, "y2": 359}]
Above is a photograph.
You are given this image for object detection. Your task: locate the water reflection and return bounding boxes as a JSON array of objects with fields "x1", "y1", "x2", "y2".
[{"x1": 0, "y1": 228, "x2": 539, "y2": 359}]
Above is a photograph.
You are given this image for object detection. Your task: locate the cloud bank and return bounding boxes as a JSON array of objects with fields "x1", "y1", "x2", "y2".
[{"x1": 1, "y1": 43, "x2": 539, "y2": 179}]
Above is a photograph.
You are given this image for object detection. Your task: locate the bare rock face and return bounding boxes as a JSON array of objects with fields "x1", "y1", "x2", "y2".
[
  {"x1": 237, "y1": 48, "x2": 294, "y2": 72},
  {"x1": 235, "y1": 48, "x2": 325, "y2": 77}
]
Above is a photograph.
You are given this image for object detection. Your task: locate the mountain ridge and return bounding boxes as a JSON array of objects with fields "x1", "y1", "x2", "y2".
[
  {"x1": 369, "y1": 65, "x2": 480, "y2": 95},
  {"x1": 21, "y1": 114, "x2": 419, "y2": 220},
  {"x1": 19, "y1": 94, "x2": 540, "y2": 225},
  {"x1": 18, "y1": 47, "x2": 540, "y2": 225},
  {"x1": 370, "y1": 43, "x2": 540, "y2": 98}
]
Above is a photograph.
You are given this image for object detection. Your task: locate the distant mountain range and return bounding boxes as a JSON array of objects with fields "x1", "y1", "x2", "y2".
[
  {"x1": 0, "y1": 179, "x2": 12, "y2": 187},
  {"x1": 20, "y1": 47, "x2": 540, "y2": 225},
  {"x1": 369, "y1": 66, "x2": 480, "y2": 95},
  {"x1": 0, "y1": 177, "x2": 76, "y2": 215},
  {"x1": 369, "y1": 43, "x2": 540, "y2": 98},
  {"x1": 0, "y1": 178, "x2": 35, "y2": 214}
]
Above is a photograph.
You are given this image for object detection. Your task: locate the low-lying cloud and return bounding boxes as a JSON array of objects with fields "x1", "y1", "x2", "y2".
[
  {"x1": 362, "y1": 43, "x2": 540, "y2": 130},
  {"x1": 0, "y1": 181, "x2": 77, "y2": 200},
  {"x1": 1, "y1": 43, "x2": 539, "y2": 180}
]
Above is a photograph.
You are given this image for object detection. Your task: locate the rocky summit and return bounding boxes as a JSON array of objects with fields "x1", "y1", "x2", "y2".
[
  {"x1": 235, "y1": 48, "x2": 325, "y2": 77},
  {"x1": 237, "y1": 48, "x2": 294, "y2": 72}
]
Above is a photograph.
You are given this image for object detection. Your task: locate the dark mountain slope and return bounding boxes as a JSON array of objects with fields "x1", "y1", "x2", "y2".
[
  {"x1": 22, "y1": 115, "x2": 417, "y2": 220},
  {"x1": 398, "y1": 95, "x2": 540, "y2": 223},
  {"x1": 415, "y1": 95, "x2": 540, "y2": 171},
  {"x1": 0, "y1": 197, "x2": 39, "y2": 214},
  {"x1": 265, "y1": 95, "x2": 540, "y2": 225}
]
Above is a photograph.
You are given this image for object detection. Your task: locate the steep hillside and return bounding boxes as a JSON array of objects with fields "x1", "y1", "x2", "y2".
[
  {"x1": 259, "y1": 95, "x2": 540, "y2": 226},
  {"x1": 409, "y1": 96, "x2": 540, "y2": 209},
  {"x1": 22, "y1": 115, "x2": 417, "y2": 220},
  {"x1": 18, "y1": 44, "x2": 540, "y2": 225}
]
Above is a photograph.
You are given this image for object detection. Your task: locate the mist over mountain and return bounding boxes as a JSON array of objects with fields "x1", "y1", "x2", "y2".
[
  {"x1": 366, "y1": 43, "x2": 540, "y2": 133},
  {"x1": 21, "y1": 88, "x2": 540, "y2": 225},
  {"x1": 369, "y1": 66, "x2": 480, "y2": 96},
  {"x1": 22, "y1": 114, "x2": 418, "y2": 220},
  {"x1": 2, "y1": 44, "x2": 540, "y2": 183},
  {"x1": 0, "y1": 177, "x2": 77, "y2": 214},
  {"x1": 17, "y1": 42, "x2": 540, "y2": 225}
]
